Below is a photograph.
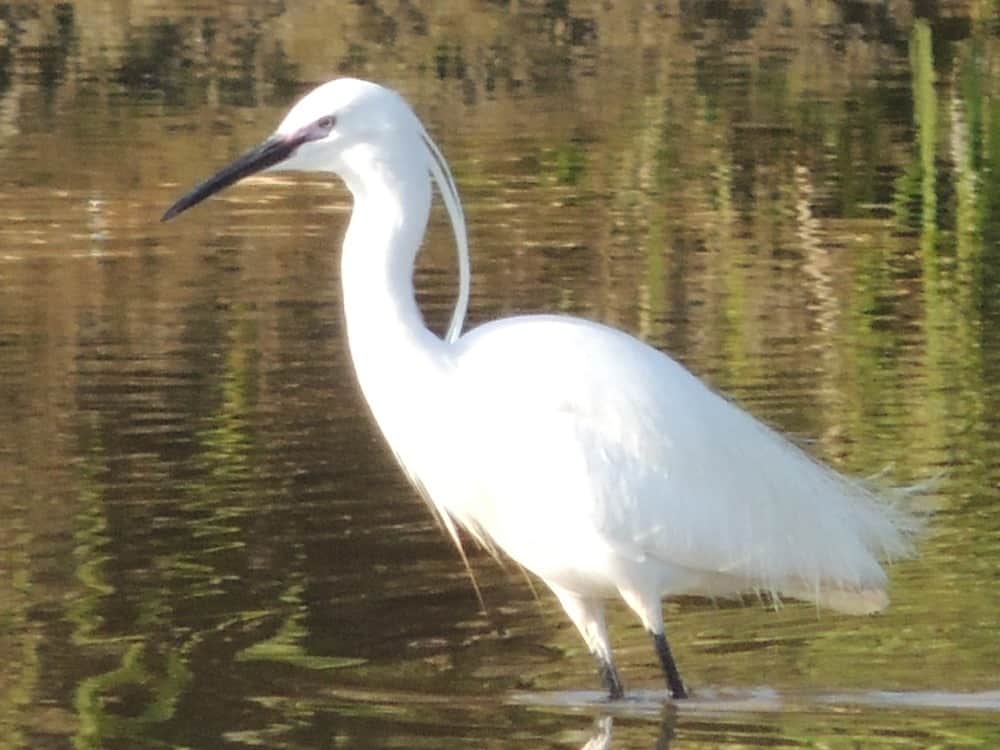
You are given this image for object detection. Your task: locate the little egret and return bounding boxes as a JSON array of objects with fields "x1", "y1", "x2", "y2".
[{"x1": 163, "y1": 78, "x2": 920, "y2": 700}]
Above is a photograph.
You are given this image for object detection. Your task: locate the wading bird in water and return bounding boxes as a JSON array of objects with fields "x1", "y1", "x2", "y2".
[{"x1": 163, "y1": 78, "x2": 919, "y2": 700}]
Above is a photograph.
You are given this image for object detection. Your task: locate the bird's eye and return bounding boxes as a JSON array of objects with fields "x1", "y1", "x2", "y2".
[{"x1": 317, "y1": 115, "x2": 336, "y2": 130}]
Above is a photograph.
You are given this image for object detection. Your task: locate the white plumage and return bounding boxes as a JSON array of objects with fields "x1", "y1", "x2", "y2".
[{"x1": 163, "y1": 78, "x2": 921, "y2": 699}]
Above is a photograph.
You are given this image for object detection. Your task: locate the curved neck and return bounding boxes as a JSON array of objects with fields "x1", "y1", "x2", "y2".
[{"x1": 338, "y1": 141, "x2": 445, "y2": 382}]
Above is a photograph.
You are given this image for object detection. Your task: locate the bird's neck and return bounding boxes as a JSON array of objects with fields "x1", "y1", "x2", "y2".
[{"x1": 338, "y1": 145, "x2": 448, "y2": 413}]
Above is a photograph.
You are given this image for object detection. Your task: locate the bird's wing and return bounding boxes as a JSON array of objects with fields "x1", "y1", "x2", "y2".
[{"x1": 450, "y1": 315, "x2": 917, "y2": 599}]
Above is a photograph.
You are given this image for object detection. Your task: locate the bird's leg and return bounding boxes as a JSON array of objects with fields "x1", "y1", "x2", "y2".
[
  {"x1": 597, "y1": 653, "x2": 624, "y2": 700},
  {"x1": 652, "y1": 631, "x2": 687, "y2": 699},
  {"x1": 549, "y1": 585, "x2": 625, "y2": 700},
  {"x1": 616, "y1": 588, "x2": 687, "y2": 699}
]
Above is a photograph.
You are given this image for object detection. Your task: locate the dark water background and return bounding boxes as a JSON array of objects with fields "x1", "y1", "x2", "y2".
[{"x1": 1, "y1": 2, "x2": 999, "y2": 748}]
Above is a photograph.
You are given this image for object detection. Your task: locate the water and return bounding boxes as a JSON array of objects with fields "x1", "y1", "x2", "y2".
[{"x1": 1, "y1": 2, "x2": 999, "y2": 748}]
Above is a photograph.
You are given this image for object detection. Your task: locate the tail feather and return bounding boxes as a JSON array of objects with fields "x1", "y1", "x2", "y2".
[{"x1": 788, "y1": 584, "x2": 890, "y2": 615}]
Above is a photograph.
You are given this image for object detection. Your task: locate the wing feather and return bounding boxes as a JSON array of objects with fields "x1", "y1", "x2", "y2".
[{"x1": 449, "y1": 315, "x2": 919, "y2": 603}]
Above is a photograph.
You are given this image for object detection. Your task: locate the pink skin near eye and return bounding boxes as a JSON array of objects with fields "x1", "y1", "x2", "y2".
[{"x1": 302, "y1": 117, "x2": 335, "y2": 141}]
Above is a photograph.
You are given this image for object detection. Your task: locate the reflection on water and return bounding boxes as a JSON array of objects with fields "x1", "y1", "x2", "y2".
[{"x1": 2, "y1": 2, "x2": 1000, "y2": 748}]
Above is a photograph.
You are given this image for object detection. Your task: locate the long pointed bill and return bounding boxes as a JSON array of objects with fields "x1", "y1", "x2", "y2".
[{"x1": 161, "y1": 133, "x2": 305, "y2": 221}]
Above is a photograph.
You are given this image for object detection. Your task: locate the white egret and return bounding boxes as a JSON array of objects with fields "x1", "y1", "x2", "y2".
[{"x1": 163, "y1": 78, "x2": 920, "y2": 700}]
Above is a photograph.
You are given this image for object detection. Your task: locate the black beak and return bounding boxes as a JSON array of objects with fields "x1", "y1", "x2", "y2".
[{"x1": 161, "y1": 133, "x2": 305, "y2": 221}]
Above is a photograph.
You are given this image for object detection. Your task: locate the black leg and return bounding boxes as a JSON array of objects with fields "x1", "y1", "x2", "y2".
[
  {"x1": 597, "y1": 653, "x2": 625, "y2": 700},
  {"x1": 652, "y1": 632, "x2": 687, "y2": 699}
]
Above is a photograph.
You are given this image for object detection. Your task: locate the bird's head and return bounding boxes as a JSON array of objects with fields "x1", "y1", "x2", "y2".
[
  {"x1": 162, "y1": 78, "x2": 440, "y2": 221},
  {"x1": 161, "y1": 77, "x2": 470, "y2": 342}
]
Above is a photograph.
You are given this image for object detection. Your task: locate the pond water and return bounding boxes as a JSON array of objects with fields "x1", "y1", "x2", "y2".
[{"x1": 1, "y1": 2, "x2": 999, "y2": 748}]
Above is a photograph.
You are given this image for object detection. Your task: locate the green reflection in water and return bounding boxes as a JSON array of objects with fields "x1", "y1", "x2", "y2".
[
  {"x1": 236, "y1": 581, "x2": 367, "y2": 671},
  {"x1": 68, "y1": 468, "x2": 114, "y2": 647},
  {"x1": 73, "y1": 641, "x2": 190, "y2": 750},
  {"x1": 183, "y1": 309, "x2": 260, "y2": 570},
  {"x1": 895, "y1": 20, "x2": 938, "y2": 246},
  {"x1": 920, "y1": 37, "x2": 985, "y2": 482},
  {"x1": 0, "y1": 521, "x2": 41, "y2": 749},
  {"x1": 194, "y1": 312, "x2": 257, "y2": 491},
  {"x1": 551, "y1": 138, "x2": 587, "y2": 186},
  {"x1": 61, "y1": 306, "x2": 271, "y2": 747},
  {"x1": 65, "y1": 436, "x2": 192, "y2": 748},
  {"x1": 914, "y1": 20, "x2": 939, "y2": 256}
]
